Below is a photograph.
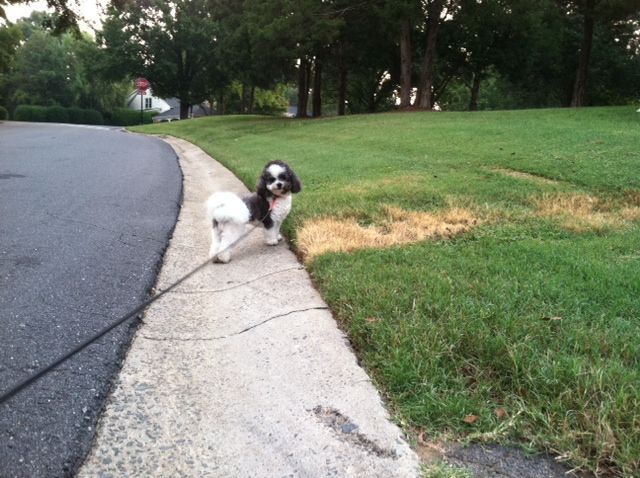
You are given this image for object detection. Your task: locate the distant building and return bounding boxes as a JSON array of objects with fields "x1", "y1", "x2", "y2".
[
  {"x1": 126, "y1": 89, "x2": 171, "y2": 115},
  {"x1": 151, "y1": 98, "x2": 214, "y2": 123},
  {"x1": 126, "y1": 90, "x2": 215, "y2": 122}
]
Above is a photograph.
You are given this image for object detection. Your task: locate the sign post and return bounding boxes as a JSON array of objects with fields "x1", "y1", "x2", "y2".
[{"x1": 135, "y1": 77, "x2": 150, "y2": 125}]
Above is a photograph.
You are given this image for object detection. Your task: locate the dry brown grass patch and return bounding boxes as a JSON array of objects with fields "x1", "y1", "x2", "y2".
[
  {"x1": 492, "y1": 168, "x2": 559, "y2": 185},
  {"x1": 532, "y1": 193, "x2": 640, "y2": 232},
  {"x1": 624, "y1": 190, "x2": 640, "y2": 206},
  {"x1": 297, "y1": 205, "x2": 478, "y2": 261}
]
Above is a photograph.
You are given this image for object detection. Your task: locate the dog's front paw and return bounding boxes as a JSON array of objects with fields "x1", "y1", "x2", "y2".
[
  {"x1": 277, "y1": 233, "x2": 283, "y2": 242},
  {"x1": 265, "y1": 238, "x2": 279, "y2": 246},
  {"x1": 215, "y1": 250, "x2": 232, "y2": 263}
]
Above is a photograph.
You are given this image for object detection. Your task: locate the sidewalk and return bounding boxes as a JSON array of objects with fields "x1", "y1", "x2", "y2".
[{"x1": 78, "y1": 136, "x2": 420, "y2": 477}]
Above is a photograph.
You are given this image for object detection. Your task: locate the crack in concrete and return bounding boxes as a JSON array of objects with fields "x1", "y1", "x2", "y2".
[
  {"x1": 165, "y1": 266, "x2": 305, "y2": 295},
  {"x1": 312, "y1": 406, "x2": 398, "y2": 459},
  {"x1": 140, "y1": 306, "x2": 329, "y2": 342}
]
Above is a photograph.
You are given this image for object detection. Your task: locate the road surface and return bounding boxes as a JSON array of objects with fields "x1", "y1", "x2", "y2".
[{"x1": 0, "y1": 122, "x2": 181, "y2": 477}]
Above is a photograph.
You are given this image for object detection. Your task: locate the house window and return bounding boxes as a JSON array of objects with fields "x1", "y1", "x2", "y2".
[{"x1": 145, "y1": 97, "x2": 152, "y2": 109}]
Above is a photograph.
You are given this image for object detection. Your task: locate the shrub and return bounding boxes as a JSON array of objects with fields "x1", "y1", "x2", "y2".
[
  {"x1": 105, "y1": 107, "x2": 157, "y2": 126},
  {"x1": 13, "y1": 105, "x2": 47, "y2": 122},
  {"x1": 67, "y1": 107, "x2": 85, "y2": 124},
  {"x1": 45, "y1": 105, "x2": 70, "y2": 123},
  {"x1": 12, "y1": 105, "x2": 103, "y2": 125},
  {"x1": 0, "y1": 106, "x2": 8, "y2": 120},
  {"x1": 80, "y1": 109, "x2": 104, "y2": 125}
]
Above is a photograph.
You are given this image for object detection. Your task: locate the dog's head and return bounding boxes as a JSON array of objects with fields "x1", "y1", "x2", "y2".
[{"x1": 257, "y1": 160, "x2": 302, "y2": 198}]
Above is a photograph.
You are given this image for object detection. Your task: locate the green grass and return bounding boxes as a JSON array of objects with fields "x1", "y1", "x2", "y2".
[
  {"x1": 133, "y1": 107, "x2": 640, "y2": 476},
  {"x1": 423, "y1": 461, "x2": 473, "y2": 478}
]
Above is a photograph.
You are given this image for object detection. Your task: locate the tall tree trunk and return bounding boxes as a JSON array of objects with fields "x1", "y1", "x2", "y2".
[
  {"x1": 248, "y1": 85, "x2": 255, "y2": 114},
  {"x1": 240, "y1": 83, "x2": 247, "y2": 113},
  {"x1": 179, "y1": 101, "x2": 190, "y2": 119},
  {"x1": 368, "y1": 83, "x2": 376, "y2": 113},
  {"x1": 415, "y1": 0, "x2": 445, "y2": 109},
  {"x1": 468, "y1": 72, "x2": 481, "y2": 111},
  {"x1": 399, "y1": 18, "x2": 412, "y2": 108},
  {"x1": 433, "y1": 73, "x2": 453, "y2": 106},
  {"x1": 297, "y1": 58, "x2": 309, "y2": 118},
  {"x1": 312, "y1": 57, "x2": 322, "y2": 117},
  {"x1": 218, "y1": 91, "x2": 225, "y2": 115},
  {"x1": 338, "y1": 63, "x2": 347, "y2": 116},
  {"x1": 570, "y1": 2, "x2": 595, "y2": 107},
  {"x1": 337, "y1": 41, "x2": 348, "y2": 116}
]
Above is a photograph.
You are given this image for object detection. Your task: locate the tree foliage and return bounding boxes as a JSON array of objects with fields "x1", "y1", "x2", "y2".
[
  {"x1": 99, "y1": 0, "x2": 224, "y2": 119},
  {"x1": 1, "y1": 12, "x2": 130, "y2": 115},
  {"x1": 1, "y1": 0, "x2": 639, "y2": 115}
]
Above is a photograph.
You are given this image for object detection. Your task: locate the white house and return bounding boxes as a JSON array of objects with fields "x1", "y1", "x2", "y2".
[
  {"x1": 126, "y1": 89, "x2": 215, "y2": 122},
  {"x1": 126, "y1": 89, "x2": 171, "y2": 114}
]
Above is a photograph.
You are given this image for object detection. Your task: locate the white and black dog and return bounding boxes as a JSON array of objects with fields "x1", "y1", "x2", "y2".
[{"x1": 206, "y1": 160, "x2": 301, "y2": 263}]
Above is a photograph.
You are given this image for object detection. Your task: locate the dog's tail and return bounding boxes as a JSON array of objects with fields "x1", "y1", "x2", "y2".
[{"x1": 206, "y1": 192, "x2": 251, "y2": 226}]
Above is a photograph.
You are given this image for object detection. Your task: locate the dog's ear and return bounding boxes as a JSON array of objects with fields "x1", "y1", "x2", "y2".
[
  {"x1": 256, "y1": 173, "x2": 268, "y2": 198},
  {"x1": 289, "y1": 168, "x2": 302, "y2": 194}
]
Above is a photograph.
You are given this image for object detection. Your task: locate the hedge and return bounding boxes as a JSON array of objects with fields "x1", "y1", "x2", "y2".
[
  {"x1": 10, "y1": 105, "x2": 160, "y2": 126},
  {"x1": 45, "y1": 105, "x2": 70, "y2": 123},
  {"x1": 13, "y1": 105, "x2": 104, "y2": 125},
  {"x1": 104, "y1": 108, "x2": 157, "y2": 126},
  {"x1": 0, "y1": 106, "x2": 8, "y2": 120},
  {"x1": 14, "y1": 105, "x2": 47, "y2": 122}
]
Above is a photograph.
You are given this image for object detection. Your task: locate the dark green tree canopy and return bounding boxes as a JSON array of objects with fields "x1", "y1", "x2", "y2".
[{"x1": 1, "y1": 0, "x2": 640, "y2": 115}]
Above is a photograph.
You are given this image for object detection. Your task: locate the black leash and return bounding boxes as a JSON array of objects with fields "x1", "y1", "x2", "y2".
[{"x1": 0, "y1": 220, "x2": 265, "y2": 406}]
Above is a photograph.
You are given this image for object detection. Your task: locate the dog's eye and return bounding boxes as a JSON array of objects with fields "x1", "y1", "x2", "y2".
[
  {"x1": 277, "y1": 174, "x2": 286, "y2": 181},
  {"x1": 267, "y1": 177, "x2": 275, "y2": 184}
]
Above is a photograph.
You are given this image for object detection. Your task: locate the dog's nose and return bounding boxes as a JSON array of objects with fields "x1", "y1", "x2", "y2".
[{"x1": 275, "y1": 182, "x2": 283, "y2": 189}]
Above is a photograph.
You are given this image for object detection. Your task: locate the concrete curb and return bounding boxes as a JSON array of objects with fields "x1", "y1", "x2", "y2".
[{"x1": 78, "y1": 136, "x2": 421, "y2": 477}]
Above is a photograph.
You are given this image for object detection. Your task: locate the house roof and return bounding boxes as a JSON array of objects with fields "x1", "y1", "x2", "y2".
[{"x1": 153, "y1": 98, "x2": 214, "y2": 120}]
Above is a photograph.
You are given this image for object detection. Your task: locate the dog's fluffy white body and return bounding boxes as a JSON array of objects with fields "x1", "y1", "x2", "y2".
[
  {"x1": 206, "y1": 161, "x2": 300, "y2": 263},
  {"x1": 207, "y1": 191, "x2": 251, "y2": 225}
]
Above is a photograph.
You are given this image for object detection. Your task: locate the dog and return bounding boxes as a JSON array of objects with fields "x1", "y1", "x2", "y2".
[{"x1": 206, "y1": 160, "x2": 301, "y2": 263}]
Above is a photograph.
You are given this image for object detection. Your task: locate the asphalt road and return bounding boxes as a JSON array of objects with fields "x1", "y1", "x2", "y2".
[{"x1": 0, "y1": 122, "x2": 181, "y2": 477}]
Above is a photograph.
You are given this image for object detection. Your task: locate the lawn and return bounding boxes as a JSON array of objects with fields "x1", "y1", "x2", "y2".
[{"x1": 133, "y1": 107, "x2": 640, "y2": 476}]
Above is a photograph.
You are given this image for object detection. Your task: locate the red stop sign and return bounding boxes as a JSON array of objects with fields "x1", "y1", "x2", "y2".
[{"x1": 135, "y1": 77, "x2": 150, "y2": 93}]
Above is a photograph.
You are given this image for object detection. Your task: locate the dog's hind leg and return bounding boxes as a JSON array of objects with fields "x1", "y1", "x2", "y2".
[
  {"x1": 209, "y1": 221, "x2": 221, "y2": 261},
  {"x1": 216, "y1": 223, "x2": 245, "y2": 263}
]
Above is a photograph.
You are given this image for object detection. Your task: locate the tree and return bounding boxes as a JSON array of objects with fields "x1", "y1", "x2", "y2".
[
  {"x1": 484, "y1": 0, "x2": 573, "y2": 107},
  {"x1": 10, "y1": 28, "x2": 74, "y2": 106},
  {"x1": 437, "y1": 0, "x2": 515, "y2": 110},
  {"x1": 414, "y1": 0, "x2": 448, "y2": 109},
  {"x1": 238, "y1": 0, "x2": 342, "y2": 118},
  {"x1": 101, "y1": 0, "x2": 221, "y2": 119},
  {"x1": 383, "y1": 0, "x2": 458, "y2": 110},
  {"x1": 586, "y1": 14, "x2": 640, "y2": 104},
  {"x1": 0, "y1": 22, "x2": 20, "y2": 104},
  {"x1": 212, "y1": 0, "x2": 293, "y2": 114},
  {"x1": 2, "y1": 12, "x2": 129, "y2": 113},
  {"x1": 0, "y1": 0, "x2": 82, "y2": 34},
  {"x1": 559, "y1": 0, "x2": 640, "y2": 106},
  {"x1": 71, "y1": 33, "x2": 131, "y2": 112}
]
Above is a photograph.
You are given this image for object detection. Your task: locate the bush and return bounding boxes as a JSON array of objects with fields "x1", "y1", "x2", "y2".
[
  {"x1": 13, "y1": 105, "x2": 47, "y2": 122},
  {"x1": 80, "y1": 109, "x2": 104, "y2": 125},
  {"x1": 45, "y1": 105, "x2": 70, "y2": 123},
  {"x1": 67, "y1": 107, "x2": 85, "y2": 124},
  {"x1": 12, "y1": 105, "x2": 103, "y2": 125},
  {"x1": 0, "y1": 106, "x2": 8, "y2": 120},
  {"x1": 105, "y1": 108, "x2": 157, "y2": 126}
]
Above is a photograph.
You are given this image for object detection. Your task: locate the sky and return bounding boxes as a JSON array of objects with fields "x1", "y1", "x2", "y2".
[{"x1": 4, "y1": 1, "x2": 105, "y2": 30}]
